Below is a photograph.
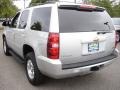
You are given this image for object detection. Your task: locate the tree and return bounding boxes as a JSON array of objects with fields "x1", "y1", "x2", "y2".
[
  {"x1": 30, "y1": 0, "x2": 48, "y2": 6},
  {"x1": 87, "y1": 0, "x2": 120, "y2": 17},
  {"x1": 113, "y1": 3, "x2": 120, "y2": 17},
  {"x1": 0, "y1": 0, "x2": 18, "y2": 18},
  {"x1": 89, "y1": 0, "x2": 114, "y2": 17}
]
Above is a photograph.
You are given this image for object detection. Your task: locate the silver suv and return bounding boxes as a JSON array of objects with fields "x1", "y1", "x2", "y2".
[{"x1": 2, "y1": 2, "x2": 119, "y2": 85}]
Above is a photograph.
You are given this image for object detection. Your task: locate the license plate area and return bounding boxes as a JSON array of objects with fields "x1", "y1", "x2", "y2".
[
  {"x1": 88, "y1": 42, "x2": 99, "y2": 52},
  {"x1": 82, "y1": 41, "x2": 105, "y2": 55}
]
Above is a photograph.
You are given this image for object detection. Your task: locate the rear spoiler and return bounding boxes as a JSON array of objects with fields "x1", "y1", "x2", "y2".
[{"x1": 58, "y1": 5, "x2": 105, "y2": 12}]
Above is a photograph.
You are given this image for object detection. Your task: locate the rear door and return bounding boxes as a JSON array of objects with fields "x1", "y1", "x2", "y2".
[
  {"x1": 58, "y1": 5, "x2": 115, "y2": 64},
  {"x1": 14, "y1": 10, "x2": 29, "y2": 57}
]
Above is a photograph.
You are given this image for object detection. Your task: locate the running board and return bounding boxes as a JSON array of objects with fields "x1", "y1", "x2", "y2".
[{"x1": 9, "y1": 50, "x2": 25, "y2": 64}]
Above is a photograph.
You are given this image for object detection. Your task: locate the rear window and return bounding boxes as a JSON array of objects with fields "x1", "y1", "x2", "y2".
[{"x1": 58, "y1": 7, "x2": 114, "y2": 33}]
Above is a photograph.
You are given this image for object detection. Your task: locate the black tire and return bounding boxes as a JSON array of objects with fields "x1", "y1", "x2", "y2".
[
  {"x1": 119, "y1": 32, "x2": 120, "y2": 42},
  {"x1": 3, "y1": 37, "x2": 11, "y2": 56},
  {"x1": 25, "y1": 52, "x2": 45, "y2": 85},
  {"x1": 116, "y1": 31, "x2": 120, "y2": 42}
]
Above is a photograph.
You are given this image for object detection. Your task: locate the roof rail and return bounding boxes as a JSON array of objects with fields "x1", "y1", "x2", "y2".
[
  {"x1": 46, "y1": 0, "x2": 78, "y2": 3},
  {"x1": 29, "y1": 0, "x2": 80, "y2": 7},
  {"x1": 29, "y1": 0, "x2": 57, "y2": 7}
]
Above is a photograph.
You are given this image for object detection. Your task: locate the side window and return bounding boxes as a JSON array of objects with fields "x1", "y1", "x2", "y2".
[
  {"x1": 18, "y1": 10, "x2": 29, "y2": 29},
  {"x1": 30, "y1": 7, "x2": 51, "y2": 32},
  {"x1": 10, "y1": 13, "x2": 20, "y2": 28}
]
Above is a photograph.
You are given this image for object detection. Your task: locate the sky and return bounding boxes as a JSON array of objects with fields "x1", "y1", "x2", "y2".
[
  {"x1": 13, "y1": 0, "x2": 82, "y2": 9},
  {"x1": 13, "y1": 0, "x2": 31, "y2": 9}
]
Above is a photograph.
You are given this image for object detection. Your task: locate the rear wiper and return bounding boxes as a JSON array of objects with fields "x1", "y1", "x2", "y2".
[
  {"x1": 104, "y1": 22, "x2": 111, "y2": 30},
  {"x1": 97, "y1": 31, "x2": 112, "y2": 34}
]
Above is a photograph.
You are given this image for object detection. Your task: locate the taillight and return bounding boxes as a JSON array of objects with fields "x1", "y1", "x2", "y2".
[
  {"x1": 115, "y1": 32, "x2": 119, "y2": 48},
  {"x1": 47, "y1": 33, "x2": 59, "y2": 59}
]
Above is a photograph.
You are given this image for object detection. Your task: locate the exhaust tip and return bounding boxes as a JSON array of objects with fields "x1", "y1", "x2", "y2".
[{"x1": 90, "y1": 66, "x2": 100, "y2": 71}]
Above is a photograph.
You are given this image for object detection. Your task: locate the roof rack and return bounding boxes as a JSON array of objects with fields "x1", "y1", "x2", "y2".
[
  {"x1": 29, "y1": 0, "x2": 57, "y2": 7},
  {"x1": 46, "y1": 0, "x2": 78, "y2": 3},
  {"x1": 29, "y1": 0, "x2": 79, "y2": 7}
]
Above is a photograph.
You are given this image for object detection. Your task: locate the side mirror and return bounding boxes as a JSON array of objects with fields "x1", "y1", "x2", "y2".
[
  {"x1": 2, "y1": 21, "x2": 7, "y2": 26},
  {"x1": 2, "y1": 21, "x2": 10, "y2": 26}
]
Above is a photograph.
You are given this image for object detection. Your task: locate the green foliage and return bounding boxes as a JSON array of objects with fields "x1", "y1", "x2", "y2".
[
  {"x1": 113, "y1": 3, "x2": 120, "y2": 17},
  {"x1": 0, "y1": 0, "x2": 18, "y2": 18},
  {"x1": 89, "y1": 0, "x2": 120, "y2": 17},
  {"x1": 30, "y1": 0, "x2": 47, "y2": 6}
]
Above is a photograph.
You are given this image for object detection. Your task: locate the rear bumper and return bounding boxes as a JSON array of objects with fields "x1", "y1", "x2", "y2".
[{"x1": 36, "y1": 49, "x2": 119, "y2": 79}]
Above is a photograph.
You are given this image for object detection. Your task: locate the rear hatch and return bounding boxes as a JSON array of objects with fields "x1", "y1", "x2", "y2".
[{"x1": 58, "y1": 5, "x2": 115, "y2": 64}]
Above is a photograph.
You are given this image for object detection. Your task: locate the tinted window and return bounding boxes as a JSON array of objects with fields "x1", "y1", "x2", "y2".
[
  {"x1": 10, "y1": 13, "x2": 20, "y2": 28},
  {"x1": 31, "y1": 7, "x2": 51, "y2": 32},
  {"x1": 18, "y1": 10, "x2": 29, "y2": 29},
  {"x1": 58, "y1": 9, "x2": 114, "y2": 33}
]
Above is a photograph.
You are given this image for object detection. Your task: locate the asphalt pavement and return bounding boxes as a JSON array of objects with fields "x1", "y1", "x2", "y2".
[
  {"x1": 0, "y1": 22, "x2": 2, "y2": 27},
  {"x1": 0, "y1": 30, "x2": 120, "y2": 90}
]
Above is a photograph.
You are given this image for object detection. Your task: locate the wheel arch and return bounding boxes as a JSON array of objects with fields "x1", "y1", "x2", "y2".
[{"x1": 23, "y1": 44, "x2": 35, "y2": 58}]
